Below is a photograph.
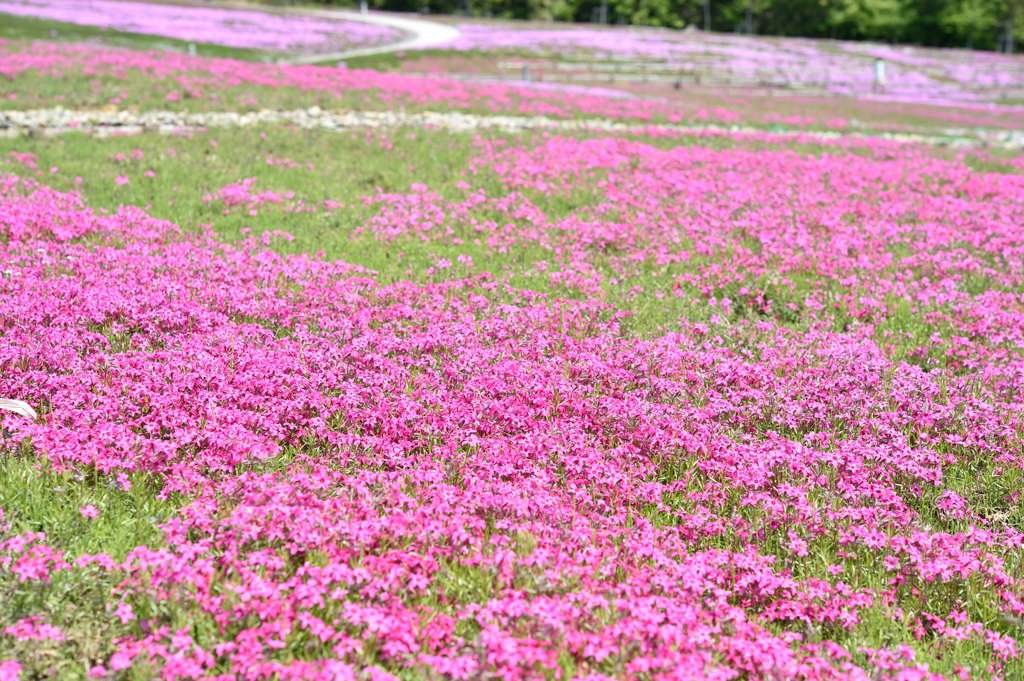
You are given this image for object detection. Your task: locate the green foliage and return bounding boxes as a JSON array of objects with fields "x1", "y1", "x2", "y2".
[
  {"x1": 0, "y1": 450, "x2": 177, "y2": 560},
  {"x1": 5, "y1": 0, "x2": 1021, "y2": 52},
  {"x1": 261, "y1": 0, "x2": 1023, "y2": 50},
  {"x1": 940, "y1": 0, "x2": 1004, "y2": 48},
  {"x1": 827, "y1": 0, "x2": 915, "y2": 40}
]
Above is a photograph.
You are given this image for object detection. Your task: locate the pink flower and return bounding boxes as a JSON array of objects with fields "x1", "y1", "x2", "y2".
[
  {"x1": 3, "y1": 617, "x2": 64, "y2": 642},
  {"x1": 787, "y1": 530, "x2": 809, "y2": 557},
  {"x1": 113, "y1": 602, "x2": 135, "y2": 624},
  {"x1": 79, "y1": 505, "x2": 99, "y2": 520},
  {"x1": 109, "y1": 651, "x2": 133, "y2": 671},
  {"x1": 114, "y1": 176, "x2": 129, "y2": 186},
  {"x1": 0, "y1": 660, "x2": 21, "y2": 681},
  {"x1": 935, "y1": 490, "x2": 969, "y2": 520}
]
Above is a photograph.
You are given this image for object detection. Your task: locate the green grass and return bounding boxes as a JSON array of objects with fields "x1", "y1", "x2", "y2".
[
  {"x1": 0, "y1": 125, "x2": 496, "y2": 273},
  {"x1": 963, "y1": 152, "x2": 1024, "y2": 175},
  {"x1": 341, "y1": 47, "x2": 540, "y2": 70},
  {"x1": 0, "y1": 65, "x2": 391, "y2": 112},
  {"x1": 0, "y1": 451, "x2": 176, "y2": 559},
  {"x1": 0, "y1": 446, "x2": 182, "y2": 679}
]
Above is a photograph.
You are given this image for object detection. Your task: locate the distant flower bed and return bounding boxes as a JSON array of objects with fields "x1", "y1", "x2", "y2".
[
  {"x1": 452, "y1": 23, "x2": 1024, "y2": 108},
  {"x1": 0, "y1": 0, "x2": 401, "y2": 51},
  {"x1": 0, "y1": 41, "x2": 701, "y2": 123}
]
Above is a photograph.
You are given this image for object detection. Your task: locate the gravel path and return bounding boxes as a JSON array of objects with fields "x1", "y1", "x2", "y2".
[
  {"x1": 1, "y1": 107, "x2": 1021, "y2": 149},
  {"x1": 287, "y1": 11, "x2": 460, "y2": 64}
]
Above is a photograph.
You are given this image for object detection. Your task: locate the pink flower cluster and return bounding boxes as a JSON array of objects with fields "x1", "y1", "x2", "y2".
[
  {"x1": 203, "y1": 177, "x2": 291, "y2": 213},
  {"x1": 0, "y1": 0, "x2": 400, "y2": 52},
  {"x1": 203, "y1": 178, "x2": 342, "y2": 217},
  {"x1": 375, "y1": 133, "x2": 1024, "y2": 326},
  {"x1": 0, "y1": 41, "x2": 699, "y2": 123},
  {"x1": 0, "y1": 122, "x2": 1022, "y2": 679},
  {"x1": 4, "y1": 617, "x2": 65, "y2": 642}
]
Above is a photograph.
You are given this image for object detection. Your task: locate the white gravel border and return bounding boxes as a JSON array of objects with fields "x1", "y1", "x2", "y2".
[{"x1": 1, "y1": 107, "x2": 1021, "y2": 149}]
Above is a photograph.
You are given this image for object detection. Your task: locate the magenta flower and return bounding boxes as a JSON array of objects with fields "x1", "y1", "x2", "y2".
[{"x1": 0, "y1": 660, "x2": 22, "y2": 681}]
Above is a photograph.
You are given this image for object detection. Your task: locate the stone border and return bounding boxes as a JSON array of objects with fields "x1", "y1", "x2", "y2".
[{"x1": 1, "y1": 107, "x2": 1021, "y2": 149}]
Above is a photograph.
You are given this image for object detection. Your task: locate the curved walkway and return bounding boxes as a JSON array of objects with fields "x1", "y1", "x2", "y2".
[{"x1": 289, "y1": 11, "x2": 460, "y2": 64}]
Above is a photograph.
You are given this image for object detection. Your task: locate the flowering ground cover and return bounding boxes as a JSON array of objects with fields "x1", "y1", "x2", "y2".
[
  {"x1": 0, "y1": 0, "x2": 402, "y2": 53},
  {"x1": 447, "y1": 23, "x2": 1024, "y2": 109},
  {"x1": 370, "y1": 50, "x2": 1024, "y2": 134},
  {"x1": 0, "y1": 39, "x2": 699, "y2": 125},
  {"x1": 0, "y1": 13, "x2": 267, "y2": 61},
  {"x1": 1, "y1": 109, "x2": 1023, "y2": 680},
  {"x1": 1, "y1": 24, "x2": 1024, "y2": 681},
  {"x1": 3, "y1": 38, "x2": 1020, "y2": 138}
]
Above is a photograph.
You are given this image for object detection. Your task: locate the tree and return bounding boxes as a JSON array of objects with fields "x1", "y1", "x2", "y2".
[
  {"x1": 714, "y1": 0, "x2": 773, "y2": 32},
  {"x1": 1000, "y1": 0, "x2": 1024, "y2": 51},
  {"x1": 827, "y1": 0, "x2": 914, "y2": 40},
  {"x1": 941, "y1": 0, "x2": 1001, "y2": 48},
  {"x1": 937, "y1": 0, "x2": 1023, "y2": 50},
  {"x1": 309, "y1": 0, "x2": 1019, "y2": 51}
]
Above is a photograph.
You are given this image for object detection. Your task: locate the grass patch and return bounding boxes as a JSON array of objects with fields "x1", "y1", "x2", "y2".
[
  {"x1": 0, "y1": 448, "x2": 176, "y2": 560},
  {"x1": 0, "y1": 125, "x2": 475, "y2": 264},
  {"x1": 0, "y1": 445, "x2": 181, "y2": 679},
  {"x1": 341, "y1": 47, "x2": 539, "y2": 71}
]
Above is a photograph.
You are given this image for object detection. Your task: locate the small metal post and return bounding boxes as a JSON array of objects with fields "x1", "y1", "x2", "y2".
[{"x1": 873, "y1": 58, "x2": 886, "y2": 93}]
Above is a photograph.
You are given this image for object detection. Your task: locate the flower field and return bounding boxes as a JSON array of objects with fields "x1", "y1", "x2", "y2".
[
  {"x1": 449, "y1": 23, "x2": 1024, "y2": 108},
  {"x1": 0, "y1": 0, "x2": 401, "y2": 52},
  {"x1": 1, "y1": 14, "x2": 1024, "y2": 681},
  {"x1": 0, "y1": 39, "x2": 691, "y2": 122}
]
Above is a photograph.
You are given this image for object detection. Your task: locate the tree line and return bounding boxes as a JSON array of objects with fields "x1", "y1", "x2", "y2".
[{"x1": 293, "y1": 0, "x2": 1022, "y2": 52}]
